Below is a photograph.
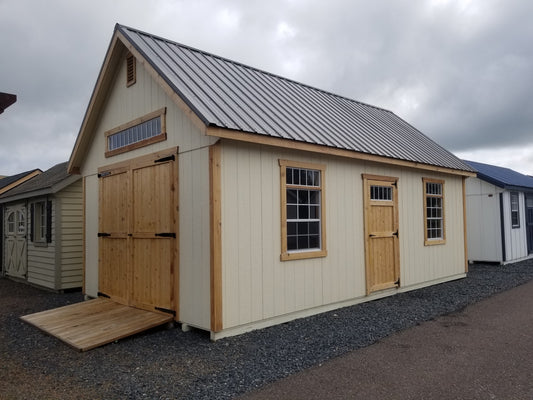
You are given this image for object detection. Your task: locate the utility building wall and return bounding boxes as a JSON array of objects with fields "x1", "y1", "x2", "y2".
[{"x1": 218, "y1": 140, "x2": 467, "y2": 337}]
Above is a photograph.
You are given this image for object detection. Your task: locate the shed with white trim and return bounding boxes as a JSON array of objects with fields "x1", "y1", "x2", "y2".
[{"x1": 464, "y1": 160, "x2": 533, "y2": 264}]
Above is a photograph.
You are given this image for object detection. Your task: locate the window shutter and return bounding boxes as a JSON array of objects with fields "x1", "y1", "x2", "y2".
[
  {"x1": 46, "y1": 200, "x2": 52, "y2": 243},
  {"x1": 29, "y1": 203, "x2": 34, "y2": 242}
]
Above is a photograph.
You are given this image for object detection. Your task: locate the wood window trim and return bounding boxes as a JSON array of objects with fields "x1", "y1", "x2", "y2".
[
  {"x1": 423, "y1": 177, "x2": 446, "y2": 246},
  {"x1": 104, "y1": 107, "x2": 167, "y2": 158},
  {"x1": 279, "y1": 159, "x2": 327, "y2": 261},
  {"x1": 126, "y1": 53, "x2": 136, "y2": 87}
]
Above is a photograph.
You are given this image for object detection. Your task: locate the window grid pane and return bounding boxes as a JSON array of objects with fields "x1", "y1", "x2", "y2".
[
  {"x1": 108, "y1": 116, "x2": 162, "y2": 151},
  {"x1": 425, "y1": 182, "x2": 443, "y2": 240},
  {"x1": 286, "y1": 166, "x2": 321, "y2": 252}
]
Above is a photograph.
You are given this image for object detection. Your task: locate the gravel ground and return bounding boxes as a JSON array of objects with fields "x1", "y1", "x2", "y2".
[{"x1": 1, "y1": 259, "x2": 533, "y2": 399}]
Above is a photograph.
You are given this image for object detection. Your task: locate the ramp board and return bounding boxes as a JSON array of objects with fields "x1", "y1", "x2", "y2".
[{"x1": 21, "y1": 298, "x2": 173, "y2": 351}]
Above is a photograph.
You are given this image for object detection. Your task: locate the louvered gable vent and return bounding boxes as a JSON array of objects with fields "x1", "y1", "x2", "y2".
[{"x1": 126, "y1": 53, "x2": 136, "y2": 87}]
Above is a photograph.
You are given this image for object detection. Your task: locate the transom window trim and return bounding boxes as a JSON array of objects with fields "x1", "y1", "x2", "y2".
[
  {"x1": 280, "y1": 159, "x2": 327, "y2": 261},
  {"x1": 105, "y1": 107, "x2": 167, "y2": 158},
  {"x1": 423, "y1": 177, "x2": 446, "y2": 245},
  {"x1": 510, "y1": 192, "x2": 520, "y2": 228}
]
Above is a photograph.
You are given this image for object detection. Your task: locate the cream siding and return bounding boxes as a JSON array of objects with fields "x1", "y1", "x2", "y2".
[
  {"x1": 27, "y1": 198, "x2": 56, "y2": 289},
  {"x1": 81, "y1": 47, "x2": 214, "y2": 328},
  {"x1": 178, "y1": 147, "x2": 211, "y2": 330},
  {"x1": 57, "y1": 180, "x2": 83, "y2": 288},
  {"x1": 220, "y1": 141, "x2": 466, "y2": 331}
]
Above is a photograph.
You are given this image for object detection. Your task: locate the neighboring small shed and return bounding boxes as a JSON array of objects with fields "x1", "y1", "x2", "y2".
[
  {"x1": 0, "y1": 169, "x2": 42, "y2": 275},
  {"x1": 464, "y1": 160, "x2": 533, "y2": 264},
  {"x1": 65, "y1": 24, "x2": 475, "y2": 342},
  {"x1": 0, "y1": 162, "x2": 83, "y2": 290}
]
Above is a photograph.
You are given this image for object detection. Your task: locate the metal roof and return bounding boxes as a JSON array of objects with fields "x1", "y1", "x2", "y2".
[
  {"x1": 0, "y1": 162, "x2": 80, "y2": 202},
  {"x1": 464, "y1": 160, "x2": 533, "y2": 191},
  {"x1": 117, "y1": 24, "x2": 473, "y2": 173}
]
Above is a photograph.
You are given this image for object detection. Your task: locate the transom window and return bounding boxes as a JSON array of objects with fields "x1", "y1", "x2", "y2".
[
  {"x1": 105, "y1": 108, "x2": 166, "y2": 157},
  {"x1": 370, "y1": 185, "x2": 392, "y2": 201},
  {"x1": 423, "y1": 178, "x2": 445, "y2": 245},
  {"x1": 510, "y1": 192, "x2": 520, "y2": 228},
  {"x1": 280, "y1": 160, "x2": 327, "y2": 261}
]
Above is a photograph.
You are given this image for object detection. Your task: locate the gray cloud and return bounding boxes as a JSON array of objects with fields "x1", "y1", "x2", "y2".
[{"x1": 1, "y1": 0, "x2": 532, "y2": 175}]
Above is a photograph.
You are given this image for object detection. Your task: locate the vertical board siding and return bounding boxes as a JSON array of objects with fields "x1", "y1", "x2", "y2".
[
  {"x1": 179, "y1": 147, "x2": 211, "y2": 329},
  {"x1": 81, "y1": 48, "x2": 215, "y2": 327},
  {"x1": 501, "y1": 191, "x2": 529, "y2": 262},
  {"x1": 220, "y1": 141, "x2": 466, "y2": 330}
]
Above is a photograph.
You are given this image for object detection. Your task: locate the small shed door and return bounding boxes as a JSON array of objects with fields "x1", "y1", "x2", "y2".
[
  {"x1": 526, "y1": 194, "x2": 533, "y2": 254},
  {"x1": 98, "y1": 148, "x2": 178, "y2": 314},
  {"x1": 4, "y1": 204, "x2": 28, "y2": 279},
  {"x1": 363, "y1": 175, "x2": 400, "y2": 295}
]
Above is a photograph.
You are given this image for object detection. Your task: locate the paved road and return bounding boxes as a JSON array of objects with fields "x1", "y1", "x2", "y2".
[{"x1": 239, "y1": 279, "x2": 533, "y2": 400}]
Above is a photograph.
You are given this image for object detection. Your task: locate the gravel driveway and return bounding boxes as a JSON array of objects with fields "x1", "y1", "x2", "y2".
[{"x1": 1, "y1": 260, "x2": 533, "y2": 399}]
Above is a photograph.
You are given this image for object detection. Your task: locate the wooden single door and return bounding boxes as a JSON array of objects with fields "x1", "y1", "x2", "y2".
[
  {"x1": 98, "y1": 149, "x2": 178, "y2": 314},
  {"x1": 4, "y1": 204, "x2": 28, "y2": 279},
  {"x1": 130, "y1": 159, "x2": 175, "y2": 312},
  {"x1": 363, "y1": 175, "x2": 400, "y2": 295}
]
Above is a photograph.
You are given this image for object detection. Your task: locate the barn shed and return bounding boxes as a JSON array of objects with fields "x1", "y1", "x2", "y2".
[
  {"x1": 65, "y1": 24, "x2": 475, "y2": 342},
  {"x1": 464, "y1": 160, "x2": 533, "y2": 264},
  {"x1": 0, "y1": 162, "x2": 83, "y2": 290}
]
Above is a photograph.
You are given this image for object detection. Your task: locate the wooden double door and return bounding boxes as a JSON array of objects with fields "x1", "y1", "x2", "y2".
[
  {"x1": 363, "y1": 174, "x2": 400, "y2": 295},
  {"x1": 98, "y1": 149, "x2": 178, "y2": 315}
]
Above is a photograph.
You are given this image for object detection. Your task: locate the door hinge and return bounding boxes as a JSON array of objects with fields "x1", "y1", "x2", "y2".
[
  {"x1": 155, "y1": 232, "x2": 176, "y2": 238},
  {"x1": 98, "y1": 232, "x2": 111, "y2": 237},
  {"x1": 155, "y1": 155, "x2": 175, "y2": 163},
  {"x1": 393, "y1": 230, "x2": 399, "y2": 237},
  {"x1": 155, "y1": 306, "x2": 176, "y2": 316},
  {"x1": 369, "y1": 234, "x2": 376, "y2": 238},
  {"x1": 394, "y1": 278, "x2": 400, "y2": 286},
  {"x1": 98, "y1": 292, "x2": 111, "y2": 298}
]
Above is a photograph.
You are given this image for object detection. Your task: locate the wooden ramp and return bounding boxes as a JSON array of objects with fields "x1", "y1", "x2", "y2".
[{"x1": 21, "y1": 298, "x2": 173, "y2": 351}]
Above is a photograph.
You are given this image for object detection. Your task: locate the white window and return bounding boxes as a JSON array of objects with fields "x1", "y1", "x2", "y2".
[
  {"x1": 280, "y1": 160, "x2": 327, "y2": 260},
  {"x1": 33, "y1": 201, "x2": 47, "y2": 242},
  {"x1": 510, "y1": 192, "x2": 520, "y2": 228},
  {"x1": 16, "y1": 210, "x2": 25, "y2": 235},
  {"x1": 423, "y1": 178, "x2": 445, "y2": 245},
  {"x1": 6, "y1": 211, "x2": 15, "y2": 234}
]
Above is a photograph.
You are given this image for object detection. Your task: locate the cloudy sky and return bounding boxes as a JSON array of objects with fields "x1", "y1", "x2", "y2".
[{"x1": 1, "y1": 0, "x2": 532, "y2": 176}]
